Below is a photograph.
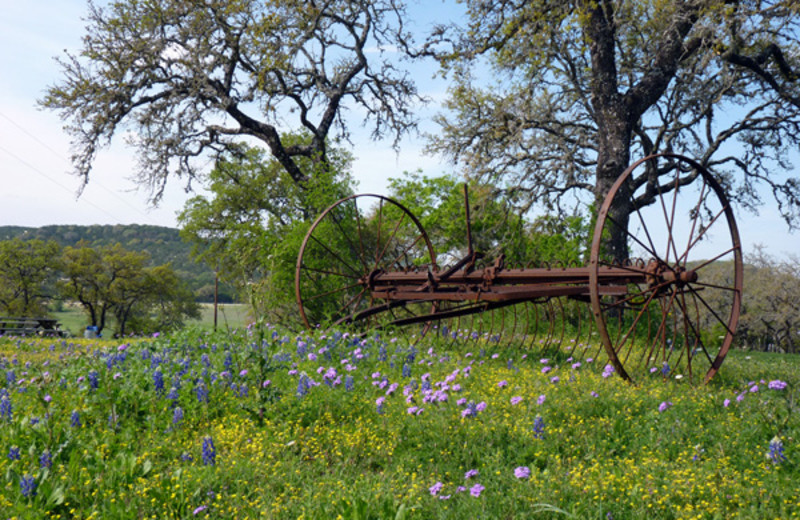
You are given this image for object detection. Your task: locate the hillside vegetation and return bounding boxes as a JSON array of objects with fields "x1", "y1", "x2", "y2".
[{"x1": 0, "y1": 225, "x2": 236, "y2": 302}]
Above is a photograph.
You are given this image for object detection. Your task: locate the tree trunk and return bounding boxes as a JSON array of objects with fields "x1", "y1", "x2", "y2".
[{"x1": 594, "y1": 104, "x2": 634, "y2": 263}]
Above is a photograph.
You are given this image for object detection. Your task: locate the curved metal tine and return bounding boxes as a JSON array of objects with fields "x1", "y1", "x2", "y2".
[
  {"x1": 552, "y1": 297, "x2": 566, "y2": 352},
  {"x1": 612, "y1": 281, "x2": 663, "y2": 361},
  {"x1": 641, "y1": 287, "x2": 680, "y2": 372},
  {"x1": 676, "y1": 288, "x2": 714, "y2": 366}
]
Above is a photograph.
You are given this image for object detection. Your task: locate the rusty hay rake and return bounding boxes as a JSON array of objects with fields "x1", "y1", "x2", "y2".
[{"x1": 295, "y1": 154, "x2": 743, "y2": 383}]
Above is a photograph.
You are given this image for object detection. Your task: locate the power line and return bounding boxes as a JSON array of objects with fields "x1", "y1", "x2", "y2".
[
  {"x1": 0, "y1": 142, "x2": 125, "y2": 224},
  {"x1": 0, "y1": 109, "x2": 162, "y2": 225}
]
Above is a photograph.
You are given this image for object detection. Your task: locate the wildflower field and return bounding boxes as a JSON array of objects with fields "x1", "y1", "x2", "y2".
[{"x1": 0, "y1": 326, "x2": 798, "y2": 519}]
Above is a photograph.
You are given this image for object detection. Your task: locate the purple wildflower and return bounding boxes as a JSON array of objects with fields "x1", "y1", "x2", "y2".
[
  {"x1": 723, "y1": 398, "x2": 731, "y2": 407},
  {"x1": 202, "y1": 436, "x2": 216, "y2": 466},
  {"x1": 8, "y1": 446, "x2": 20, "y2": 460},
  {"x1": 193, "y1": 505, "x2": 208, "y2": 515},
  {"x1": 550, "y1": 376, "x2": 560, "y2": 384},
  {"x1": 658, "y1": 401, "x2": 673, "y2": 413},
  {"x1": 537, "y1": 395, "x2": 546, "y2": 405},
  {"x1": 498, "y1": 380, "x2": 508, "y2": 388},
  {"x1": 533, "y1": 415, "x2": 545, "y2": 439},
  {"x1": 511, "y1": 396, "x2": 523, "y2": 405},
  {"x1": 70, "y1": 410, "x2": 81, "y2": 427},
  {"x1": 20, "y1": 475, "x2": 37, "y2": 498},
  {"x1": 429, "y1": 482, "x2": 443, "y2": 496},
  {"x1": 464, "y1": 469, "x2": 479, "y2": 479},
  {"x1": 768, "y1": 380, "x2": 787, "y2": 390},
  {"x1": 470, "y1": 483, "x2": 485, "y2": 497},
  {"x1": 602, "y1": 364, "x2": 615, "y2": 378},
  {"x1": 514, "y1": 466, "x2": 531, "y2": 479},
  {"x1": 768, "y1": 436, "x2": 787, "y2": 464}
]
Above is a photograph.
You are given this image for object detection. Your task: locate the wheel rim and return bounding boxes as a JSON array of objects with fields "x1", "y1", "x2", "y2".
[
  {"x1": 589, "y1": 154, "x2": 743, "y2": 383},
  {"x1": 296, "y1": 194, "x2": 437, "y2": 332}
]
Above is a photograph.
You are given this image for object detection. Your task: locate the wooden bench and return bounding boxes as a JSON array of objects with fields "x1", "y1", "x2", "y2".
[{"x1": 0, "y1": 316, "x2": 66, "y2": 337}]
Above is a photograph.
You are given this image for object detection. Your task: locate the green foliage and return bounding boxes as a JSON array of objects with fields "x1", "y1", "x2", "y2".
[
  {"x1": 0, "y1": 238, "x2": 61, "y2": 317},
  {"x1": 0, "y1": 224, "x2": 229, "y2": 302},
  {"x1": 386, "y1": 171, "x2": 589, "y2": 266},
  {"x1": 178, "y1": 141, "x2": 354, "y2": 323},
  {"x1": 58, "y1": 242, "x2": 199, "y2": 336}
]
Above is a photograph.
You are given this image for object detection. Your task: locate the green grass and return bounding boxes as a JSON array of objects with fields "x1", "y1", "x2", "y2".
[
  {"x1": 0, "y1": 328, "x2": 797, "y2": 519},
  {"x1": 50, "y1": 303, "x2": 253, "y2": 337}
]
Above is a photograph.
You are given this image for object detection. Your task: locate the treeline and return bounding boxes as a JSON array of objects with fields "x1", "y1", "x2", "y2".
[
  {"x1": 0, "y1": 239, "x2": 199, "y2": 336},
  {"x1": 0, "y1": 225, "x2": 237, "y2": 302}
]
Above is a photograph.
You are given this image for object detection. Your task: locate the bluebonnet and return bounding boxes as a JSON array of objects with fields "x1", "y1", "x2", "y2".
[
  {"x1": 224, "y1": 352, "x2": 233, "y2": 371},
  {"x1": 0, "y1": 396, "x2": 11, "y2": 422},
  {"x1": 201, "y1": 354, "x2": 211, "y2": 368},
  {"x1": 661, "y1": 362, "x2": 670, "y2": 376},
  {"x1": 296, "y1": 374, "x2": 311, "y2": 398},
  {"x1": 173, "y1": 406, "x2": 184, "y2": 425},
  {"x1": 8, "y1": 446, "x2": 20, "y2": 460},
  {"x1": 402, "y1": 363, "x2": 411, "y2": 378},
  {"x1": 153, "y1": 369, "x2": 164, "y2": 395},
  {"x1": 768, "y1": 436, "x2": 787, "y2": 464},
  {"x1": 20, "y1": 475, "x2": 37, "y2": 497},
  {"x1": 167, "y1": 386, "x2": 179, "y2": 402},
  {"x1": 195, "y1": 383, "x2": 209, "y2": 403},
  {"x1": 533, "y1": 415, "x2": 546, "y2": 439},
  {"x1": 202, "y1": 436, "x2": 216, "y2": 465},
  {"x1": 40, "y1": 449, "x2": 52, "y2": 469},
  {"x1": 238, "y1": 384, "x2": 248, "y2": 397},
  {"x1": 344, "y1": 375, "x2": 354, "y2": 391},
  {"x1": 88, "y1": 370, "x2": 99, "y2": 391},
  {"x1": 70, "y1": 410, "x2": 81, "y2": 427},
  {"x1": 6, "y1": 370, "x2": 15, "y2": 385},
  {"x1": 378, "y1": 345, "x2": 388, "y2": 362}
]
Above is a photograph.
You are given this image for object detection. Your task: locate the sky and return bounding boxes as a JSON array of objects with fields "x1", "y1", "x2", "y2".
[{"x1": 0, "y1": 0, "x2": 798, "y2": 259}]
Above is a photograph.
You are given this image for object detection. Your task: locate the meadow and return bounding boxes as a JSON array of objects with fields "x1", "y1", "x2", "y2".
[{"x1": 0, "y1": 325, "x2": 797, "y2": 519}]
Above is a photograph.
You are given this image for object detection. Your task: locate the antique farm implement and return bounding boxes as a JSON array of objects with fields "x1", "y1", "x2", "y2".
[{"x1": 295, "y1": 154, "x2": 743, "y2": 383}]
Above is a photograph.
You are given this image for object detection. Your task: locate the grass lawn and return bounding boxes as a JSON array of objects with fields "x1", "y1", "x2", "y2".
[
  {"x1": 50, "y1": 303, "x2": 253, "y2": 337},
  {"x1": 0, "y1": 327, "x2": 797, "y2": 518}
]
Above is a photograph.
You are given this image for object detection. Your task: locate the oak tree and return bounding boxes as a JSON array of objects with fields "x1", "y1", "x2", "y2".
[
  {"x1": 42, "y1": 0, "x2": 420, "y2": 199},
  {"x1": 424, "y1": 0, "x2": 800, "y2": 258}
]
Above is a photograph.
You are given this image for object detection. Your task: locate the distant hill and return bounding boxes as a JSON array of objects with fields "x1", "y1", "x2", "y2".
[{"x1": 0, "y1": 224, "x2": 237, "y2": 302}]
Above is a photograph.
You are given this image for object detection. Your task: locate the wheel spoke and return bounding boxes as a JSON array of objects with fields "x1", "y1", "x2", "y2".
[
  {"x1": 689, "y1": 245, "x2": 740, "y2": 273},
  {"x1": 309, "y1": 234, "x2": 362, "y2": 278},
  {"x1": 679, "y1": 203, "x2": 730, "y2": 264},
  {"x1": 605, "y1": 213, "x2": 662, "y2": 262},
  {"x1": 330, "y1": 203, "x2": 369, "y2": 273},
  {"x1": 303, "y1": 281, "x2": 363, "y2": 303},
  {"x1": 686, "y1": 285, "x2": 736, "y2": 337},
  {"x1": 300, "y1": 263, "x2": 360, "y2": 280},
  {"x1": 374, "y1": 211, "x2": 408, "y2": 270},
  {"x1": 684, "y1": 177, "x2": 708, "y2": 265}
]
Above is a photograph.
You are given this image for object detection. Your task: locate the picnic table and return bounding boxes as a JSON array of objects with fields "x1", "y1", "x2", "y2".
[{"x1": 0, "y1": 316, "x2": 66, "y2": 337}]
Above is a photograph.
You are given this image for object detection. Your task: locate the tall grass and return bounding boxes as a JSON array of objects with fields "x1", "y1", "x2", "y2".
[{"x1": 0, "y1": 327, "x2": 797, "y2": 518}]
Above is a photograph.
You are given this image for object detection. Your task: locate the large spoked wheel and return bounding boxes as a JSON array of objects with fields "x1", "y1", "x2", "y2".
[
  {"x1": 589, "y1": 154, "x2": 743, "y2": 384},
  {"x1": 296, "y1": 194, "x2": 437, "y2": 332}
]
